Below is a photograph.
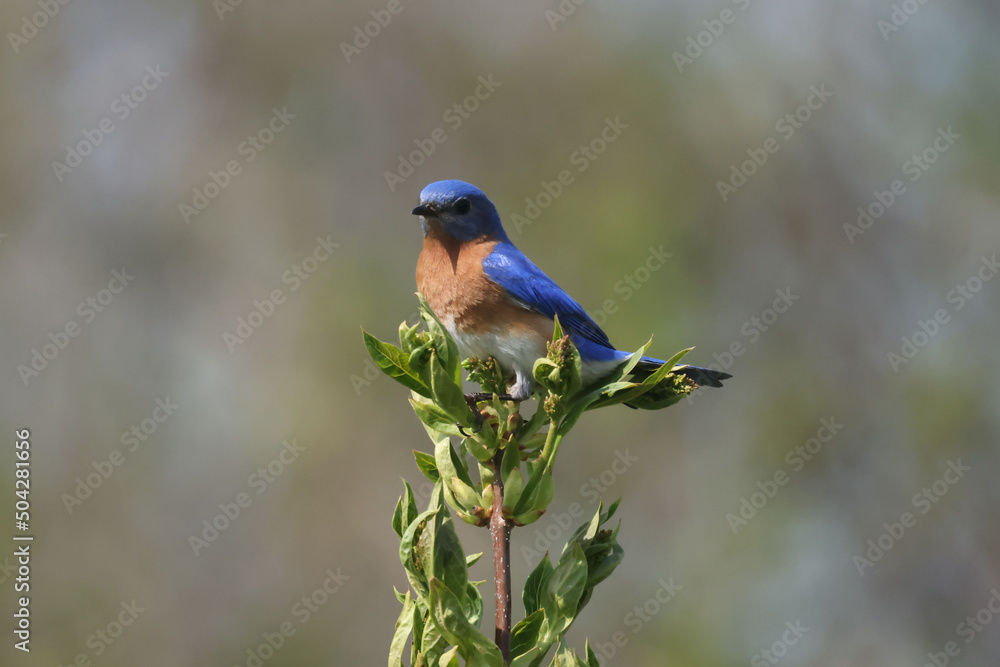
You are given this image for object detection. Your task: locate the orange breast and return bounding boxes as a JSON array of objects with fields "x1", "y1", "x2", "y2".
[{"x1": 416, "y1": 232, "x2": 552, "y2": 339}]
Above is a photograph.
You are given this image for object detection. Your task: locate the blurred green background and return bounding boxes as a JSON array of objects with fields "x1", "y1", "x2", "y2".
[{"x1": 2, "y1": 0, "x2": 1000, "y2": 665}]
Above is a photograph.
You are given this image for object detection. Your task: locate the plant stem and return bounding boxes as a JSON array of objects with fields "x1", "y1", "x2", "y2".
[
  {"x1": 490, "y1": 448, "x2": 511, "y2": 663},
  {"x1": 538, "y1": 417, "x2": 560, "y2": 463}
]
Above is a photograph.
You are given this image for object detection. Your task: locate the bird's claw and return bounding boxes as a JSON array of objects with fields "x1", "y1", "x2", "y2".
[
  {"x1": 457, "y1": 392, "x2": 522, "y2": 438},
  {"x1": 457, "y1": 393, "x2": 487, "y2": 437},
  {"x1": 456, "y1": 419, "x2": 484, "y2": 438}
]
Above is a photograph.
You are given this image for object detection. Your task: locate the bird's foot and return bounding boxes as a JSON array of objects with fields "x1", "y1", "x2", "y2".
[{"x1": 456, "y1": 392, "x2": 519, "y2": 437}]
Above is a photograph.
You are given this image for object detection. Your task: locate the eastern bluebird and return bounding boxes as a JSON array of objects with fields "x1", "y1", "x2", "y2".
[{"x1": 411, "y1": 180, "x2": 730, "y2": 401}]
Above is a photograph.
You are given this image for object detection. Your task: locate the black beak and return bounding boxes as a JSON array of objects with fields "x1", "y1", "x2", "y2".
[{"x1": 411, "y1": 204, "x2": 435, "y2": 217}]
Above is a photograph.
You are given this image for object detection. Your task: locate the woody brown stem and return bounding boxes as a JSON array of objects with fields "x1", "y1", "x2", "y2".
[{"x1": 490, "y1": 448, "x2": 511, "y2": 662}]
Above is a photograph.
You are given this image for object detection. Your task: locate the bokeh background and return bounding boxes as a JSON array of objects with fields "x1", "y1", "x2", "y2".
[{"x1": 2, "y1": 0, "x2": 1000, "y2": 665}]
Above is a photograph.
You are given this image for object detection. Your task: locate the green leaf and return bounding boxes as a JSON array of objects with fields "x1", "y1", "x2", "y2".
[
  {"x1": 564, "y1": 336, "x2": 583, "y2": 399},
  {"x1": 363, "y1": 329, "x2": 430, "y2": 396},
  {"x1": 428, "y1": 578, "x2": 505, "y2": 666},
  {"x1": 435, "y1": 438, "x2": 471, "y2": 515},
  {"x1": 514, "y1": 465, "x2": 555, "y2": 517},
  {"x1": 420, "y1": 610, "x2": 447, "y2": 665},
  {"x1": 584, "y1": 641, "x2": 600, "y2": 667},
  {"x1": 559, "y1": 502, "x2": 625, "y2": 601},
  {"x1": 529, "y1": 471, "x2": 556, "y2": 513},
  {"x1": 392, "y1": 479, "x2": 418, "y2": 538},
  {"x1": 448, "y1": 440, "x2": 476, "y2": 489},
  {"x1": 617, "y1": 339, "x2": 654, "y2": 377},
  {"x1": 605, "y1": 498, "x2": 621, "y2": 521},
  {"x1": 464, "y1": 427, "x2": 498, "y2": 463},
  {"x1": 623, "y1": 371, "x2": 694, "y2": 410},
  {"x1": 501, "y1": 444, "x2": 525, "y2": 511},
  {"x1": 465, "y1": 580, "x2": 484, "y2": 627},
  {"x1": 437, "y1": 439, "x2": 488, "y2": 525},
  {"x1": 410, "y1": 396, "x2": 464, "y2": 437},
  {"x1": 583, "y1": 538, "x2": 624, "y2": 592},
  {"x1": 583, "y1": 381, "x2": 647, "y2": 411},
  {"x1": 600, "y1": 347, "x2": 696, "y2": 411},
  {"x1": 562, "y1": 340, "x2": 661, "y2": 414},
  {"x1": 638, "y1": 347, "x2": 692, "y2": 388},
  {"x1": 513, "y1": 508, "x2": 546, "y2": 526},
  {"x1": 501, "y1": 441, "x2": 520, "y2": 482},
  {"x1": 532, "y1": 358, "x2": 560, "y2": 391},
  {"x1": 399, "y1": 506, "x2": 438, "y2": 599},
  {"x1": 417, "y1": 293, "x2": 463, "y2": 385},
  {"x1": 550, "y1": 638, "x2": 579, "y2": 666},
  {"x1": 430, "y1": 504, "x2": 470, "y2": 615},
  {"x1": 658, "y1": 347, "x2": 694, "y2": 377},
  {"x1": 414, "y1": 450, "x2": 440, "y2": 482},
  {"x1": 411, "y1": 594, "x2": 426, "y2": 651},
  {"x1": 450, "y1": 476, "x2": 484, "y2": 513},
  {"x1": 503, "y1": 467, "x2": 525, "y2": 514},
  {"x1": 510, "y1": 609, "x2": 546, "y2": 665},
  {"x1": 524, "y1": 554, "x2": 554, "y2": 616},
  {"x1": 438, "y1": 647, "x2": 460, "y2": 667},
  {"x1": 429, "y1": 349, "x2": 471, "y2": 422},
  {"x1": 541, "y1": 543, "x2": 588, "y2": 638},
  {"x1": 510, "y1": 647, "x2": 544, "y2": 667},
  {"x1": 398, "y1": 320, "x2": 422, "y2": 352},
  {"x1": 515, "y1": 401, "x2": 549, "y2": 443},
  {"x1": 389, "y1": 590, "x2": 415, "y2": 666},
  {"x1": 465, "y1": 551, "x2": 483, "y2": 568}
]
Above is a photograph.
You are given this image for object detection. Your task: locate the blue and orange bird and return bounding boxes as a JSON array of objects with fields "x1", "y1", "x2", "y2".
[{"x1": 411, "y1": 180, "x2": 731, "y2": 402}]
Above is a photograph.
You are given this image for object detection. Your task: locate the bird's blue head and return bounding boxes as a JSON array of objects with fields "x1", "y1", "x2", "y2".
[{"x1": 411, "y1": 180, "x2": 508, "y2": 242}]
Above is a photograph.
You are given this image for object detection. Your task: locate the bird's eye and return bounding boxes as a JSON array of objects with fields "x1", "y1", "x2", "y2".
[{"x1": 454, "y1": 198, "x2": 471, "y2": 215}]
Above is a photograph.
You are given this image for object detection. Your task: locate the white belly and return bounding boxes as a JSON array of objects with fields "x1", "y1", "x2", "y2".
[{"x1": 443, "y1": 317, "x2": 623, "y2": 398}]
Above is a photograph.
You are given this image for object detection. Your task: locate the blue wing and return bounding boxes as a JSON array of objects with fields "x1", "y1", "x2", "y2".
[
  {"x1": 482, "y1": 241, "x2": 617, "y2": 356},
  {"x1": 482, "y1": 242, "x2": 732, "y2": 387}
]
